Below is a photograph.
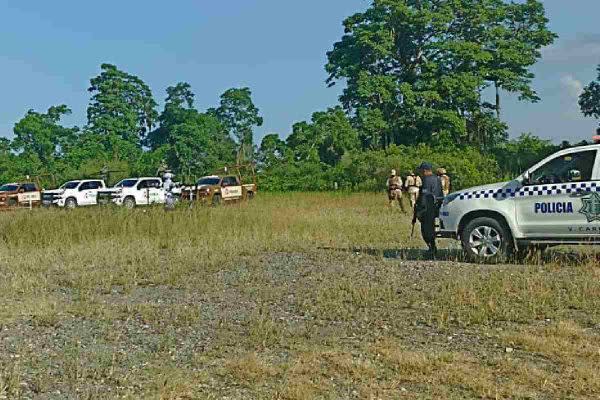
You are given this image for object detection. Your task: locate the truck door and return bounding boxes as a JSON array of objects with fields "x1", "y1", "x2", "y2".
[
  {"x1": 515, "y1": 149, "x2": 600, "y2": 238},
  {"x1": 221, "y1": 176, "x2": 242, "y2": 200},
  {"x1": 78, "y1": 181, "x2": 103, "y2": 205},
  {"x1": 17, "y1": 183, "x2": 41, "y2": 205},
  {"x1": 137, "y1": 179, "x2": 163, "y2": 205}
]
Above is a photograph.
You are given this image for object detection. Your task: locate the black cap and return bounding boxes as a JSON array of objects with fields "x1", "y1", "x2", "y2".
[{"x1": 418, "y1": 162, "x2": 433, "y2": 171}]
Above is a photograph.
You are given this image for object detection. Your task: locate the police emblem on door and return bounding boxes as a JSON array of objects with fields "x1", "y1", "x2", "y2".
[{"x1": 579, "y1": 192, "x2": 600, "y2": 223}]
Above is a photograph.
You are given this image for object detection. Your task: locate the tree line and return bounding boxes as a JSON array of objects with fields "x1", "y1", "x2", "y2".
[{"x1": 1, "y1": 0, "x2": 599, "y2": 191}]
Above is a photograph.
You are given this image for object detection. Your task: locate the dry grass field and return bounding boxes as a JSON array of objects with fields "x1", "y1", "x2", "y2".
[{"x1": 0, "y1": 193, "x2": 599, "y2": 399}]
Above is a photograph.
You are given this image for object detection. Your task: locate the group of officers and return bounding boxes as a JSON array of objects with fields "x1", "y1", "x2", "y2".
[{"x1": 386, "y1": 163, "x2": 450, "y2": 258}]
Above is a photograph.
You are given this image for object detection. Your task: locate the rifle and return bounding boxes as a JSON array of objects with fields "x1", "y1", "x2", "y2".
[{"x1": 410, "y1": 208, "x2": 417, "y2": 238}]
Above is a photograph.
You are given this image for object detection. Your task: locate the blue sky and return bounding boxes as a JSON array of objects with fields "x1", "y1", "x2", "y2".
[{"x1": 0, "y1": 0, "x2": 599, "y2": 144}]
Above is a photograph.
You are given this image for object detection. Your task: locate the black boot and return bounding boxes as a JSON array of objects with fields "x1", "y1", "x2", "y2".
[{"x1": 426, "y1": 242, "x2": 437, "y2": 260}]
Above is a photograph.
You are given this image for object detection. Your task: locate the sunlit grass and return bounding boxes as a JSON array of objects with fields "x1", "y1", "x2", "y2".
[{"x1": 0, "y1": 192, "x2": 598, "y2": 399}]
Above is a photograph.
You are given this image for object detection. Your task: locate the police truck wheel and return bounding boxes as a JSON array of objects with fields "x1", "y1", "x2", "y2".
[
  {"x1": 247, "y1": 191, "x2": 254, "y2": 200},
  {"x1": 212, "y1": 194, "x2": 221, "y2": 206},
  {"x1": 123, "y1": 197, "x2": 136, "y2": 209},
  {"x1": 462, "y1": 217, "x2": 511, "y2": 264},
  {"x1": 65, "y1": 197, "x2": 77, "y2": 209}
]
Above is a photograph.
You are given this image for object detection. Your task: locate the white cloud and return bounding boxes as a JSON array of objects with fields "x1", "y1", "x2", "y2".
[
  {"x1": 541, "y1": 34, "x2": 600, "y2": 64},
  {"x1": 560, "y1": 75, "x2": 584, "y2": 99}
]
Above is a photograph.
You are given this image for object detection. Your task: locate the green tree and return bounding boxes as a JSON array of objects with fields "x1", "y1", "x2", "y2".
[
  {"x1": 87, "y1": 64, "x2": 158, "y2": 158},
  {"x1": 12, "y1": 105, "x2": 78, "y2": 176},
  {"x1": 326, "y1": 0, "x2": 556, "y2": 148},
  {"x1": 258, "y1": 134, "x2": 288, "y2": 169},
  {"x1": 579, "y1": 65, "x2": 600, "y2": 119},
  {"x1": 311, "y1": 107, "x2": 360, "y2": 165},
  {"x1": 168, "y1": 112, "x2": 236, "y2": 180},
  {"x1": 286, "y1": 108, "x2": 359, "y2": 166},
  {"x1": 147, "y1": 82, "x2": 196, "y2": 149},
  {"x1": 493, "y1": 133, "x2": 557, "y2": 178},
  {"x1": 0, "y1": 138, "x2": 18, "y2": 183},
  {"x1": 213, "y1": 88, "x2": 263, "y2": 163}
]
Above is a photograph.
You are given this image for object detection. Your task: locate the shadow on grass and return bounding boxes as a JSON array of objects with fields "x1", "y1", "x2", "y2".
[
  {"x1": 318, "y1": 246, "x2": 600, "y2": 266},
  {"x1": 318, "y1": 246, "x2": 466, "y2": 262}
]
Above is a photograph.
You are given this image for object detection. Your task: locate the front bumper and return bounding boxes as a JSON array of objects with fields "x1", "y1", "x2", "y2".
[{"x1": 97, "y1": 192, "x2": 121, "y2": 205}]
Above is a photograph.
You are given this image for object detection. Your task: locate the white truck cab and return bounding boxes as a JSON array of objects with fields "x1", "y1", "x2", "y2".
[
  {"x1": 439, "y1": 142, "x2": 600, "y2": 262},
  {"x1": 97, "y1": 177, "x2": 165, "y2": 208},
  {"x1": 43, "y1": 180, "x2": 106, "y2": 208}
]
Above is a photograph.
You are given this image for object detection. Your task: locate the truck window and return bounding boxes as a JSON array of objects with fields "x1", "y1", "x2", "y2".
[
  {"x1": 530, "y1": 150, "x2": 597, "y2": 185},
  {"x1": 0, "y1": 184, "x2": 19, "y2": 192},
  {"x1": 63, "y1": 181, "x2": 79, "y2": 190},
  {"x1": 88, "y1": 181, "x2": 102, "y2": 190},
  {"x1": 222, "y1": 176, "x2": 239, "y2": 187},
  {"x1": 23, "y1": 183, "x2": 38, "y2": 192},
  {"x1": 137, "y1": 180, "x2": 149, "y2": 190},
  {"x1": 137, "y1": 180, "x2": 160, "y2": 190},
  {"x1": 120, "y1": 179, "x2": 138, "y2": 188},
  {"x1": 197, "y1": 177, "x2": 220, "y2": 185}
]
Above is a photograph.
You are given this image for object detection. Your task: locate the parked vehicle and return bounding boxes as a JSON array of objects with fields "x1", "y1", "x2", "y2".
[
  {"x1": 43, "y1": 180, "x2": 106, "y2": 208},
  {"x1": 439, "y1": 137, "x2": 600, "y2": 263},
  {"x1": 0, "y1": 182, "x2": 42, "y2": 209},
  {"x1": 97, "y1": 177, "x2": 165, "y2": 208},
  {"x1": 180, "y1": 164, "x2": 257, "y2": 205}
]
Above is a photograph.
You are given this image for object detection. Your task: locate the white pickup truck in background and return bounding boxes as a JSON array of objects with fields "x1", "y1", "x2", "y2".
[
  {"x1": 42, "y1": 180, "x2": 106, "y2": 208},
  {"x1": 97, "y1": 177, "x2": 166, "y2": 208}
]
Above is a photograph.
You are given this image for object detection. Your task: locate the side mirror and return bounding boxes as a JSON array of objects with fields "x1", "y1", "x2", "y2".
[{"x1": 522, "y1": 171, "x2": 531, "y2": 186}]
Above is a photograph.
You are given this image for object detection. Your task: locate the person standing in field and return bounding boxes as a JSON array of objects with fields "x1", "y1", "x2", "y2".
[
  {"x1": 404, "y1": 171, "x2": 422, "y2": 209},
  {"x1": 386, "y1": 169, "x2": 406, "y2": 212},
  {"x1": 437, "y1": 168, "x2": 451, "y2": 197},
  {"x1": 413, "y1": 162, "x2": 444, "y2": 259}
]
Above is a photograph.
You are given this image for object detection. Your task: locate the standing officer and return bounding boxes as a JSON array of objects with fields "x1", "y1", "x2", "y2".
[
  {"x1": 163, "y1": 170, "x2": 176, "y2": 210},
  {"x1": 387, "y1": 169, "x2": 405, "y2": 212},
  {"x1": 413, "y1": 162, "x2": 444, "y2": 258},
  {"x1": 437, "y1": 168, "x2": 451, "y2": 197},
  {"x1": 404, "y1": 171, "x2": 422, "y2": 209}
]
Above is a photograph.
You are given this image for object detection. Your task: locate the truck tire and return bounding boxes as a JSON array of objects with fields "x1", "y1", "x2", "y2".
[
  {"x1": 123, "y1": 197, "x2": 136, "y2": 209},
  {"x1": 461, "y1": 217, "x2": 511, "y2": 264},
  {"x1": 212, "y1": 194, "x2": 221, "y2": 206},
  {"x1": 65, "y1": 197, "x2": 77, "y2": 209},
  {"x1": 247, "y1": 191, "x2": 255, "y2": 200}
]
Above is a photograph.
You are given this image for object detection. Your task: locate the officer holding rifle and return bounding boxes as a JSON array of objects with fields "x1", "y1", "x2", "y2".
[{"x1": 412, "y1": 162, "x2": 444, "y2": 259}]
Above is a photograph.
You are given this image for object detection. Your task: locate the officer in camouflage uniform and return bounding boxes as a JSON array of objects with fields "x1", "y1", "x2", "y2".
[
  {"x1": 437, "y1": 168, "x2": 451, "y2": 197},
  {"x1": 387, "y1": 169, "x2": 405, "y2": 212},
  {"x1": 413, "y1": 162, "x2": 444, "y2": 258},
  {"x1": 405, "y1": 171, "x2": 422, "y2": 209}
]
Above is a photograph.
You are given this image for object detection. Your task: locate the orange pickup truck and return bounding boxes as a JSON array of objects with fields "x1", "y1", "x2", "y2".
[{"x1": 0, "y1": 182, "x2": 42, "y2": 209}]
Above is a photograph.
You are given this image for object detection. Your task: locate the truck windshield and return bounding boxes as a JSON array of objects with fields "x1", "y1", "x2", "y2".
[
  {"x1": 197, "y1": 177, "x2": 220, "y2": 185},
  {"x1": 62, "y1": 181, "x2": 80, "y2": 190},
  {"x1": 0, "y1": 184, "x2": 19, "y2": 192}
]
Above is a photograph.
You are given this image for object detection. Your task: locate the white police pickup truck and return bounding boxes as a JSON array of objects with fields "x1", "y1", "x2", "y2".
[
  {"x1": 42, "y1": 180, "x2": 106, "y2": 208},
  {"x1": 439, "y1": 142, "x2": 600, "y2": 262},
  {"x1": 97, "y1": 177, "x2": 165, "y2": 209}
]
